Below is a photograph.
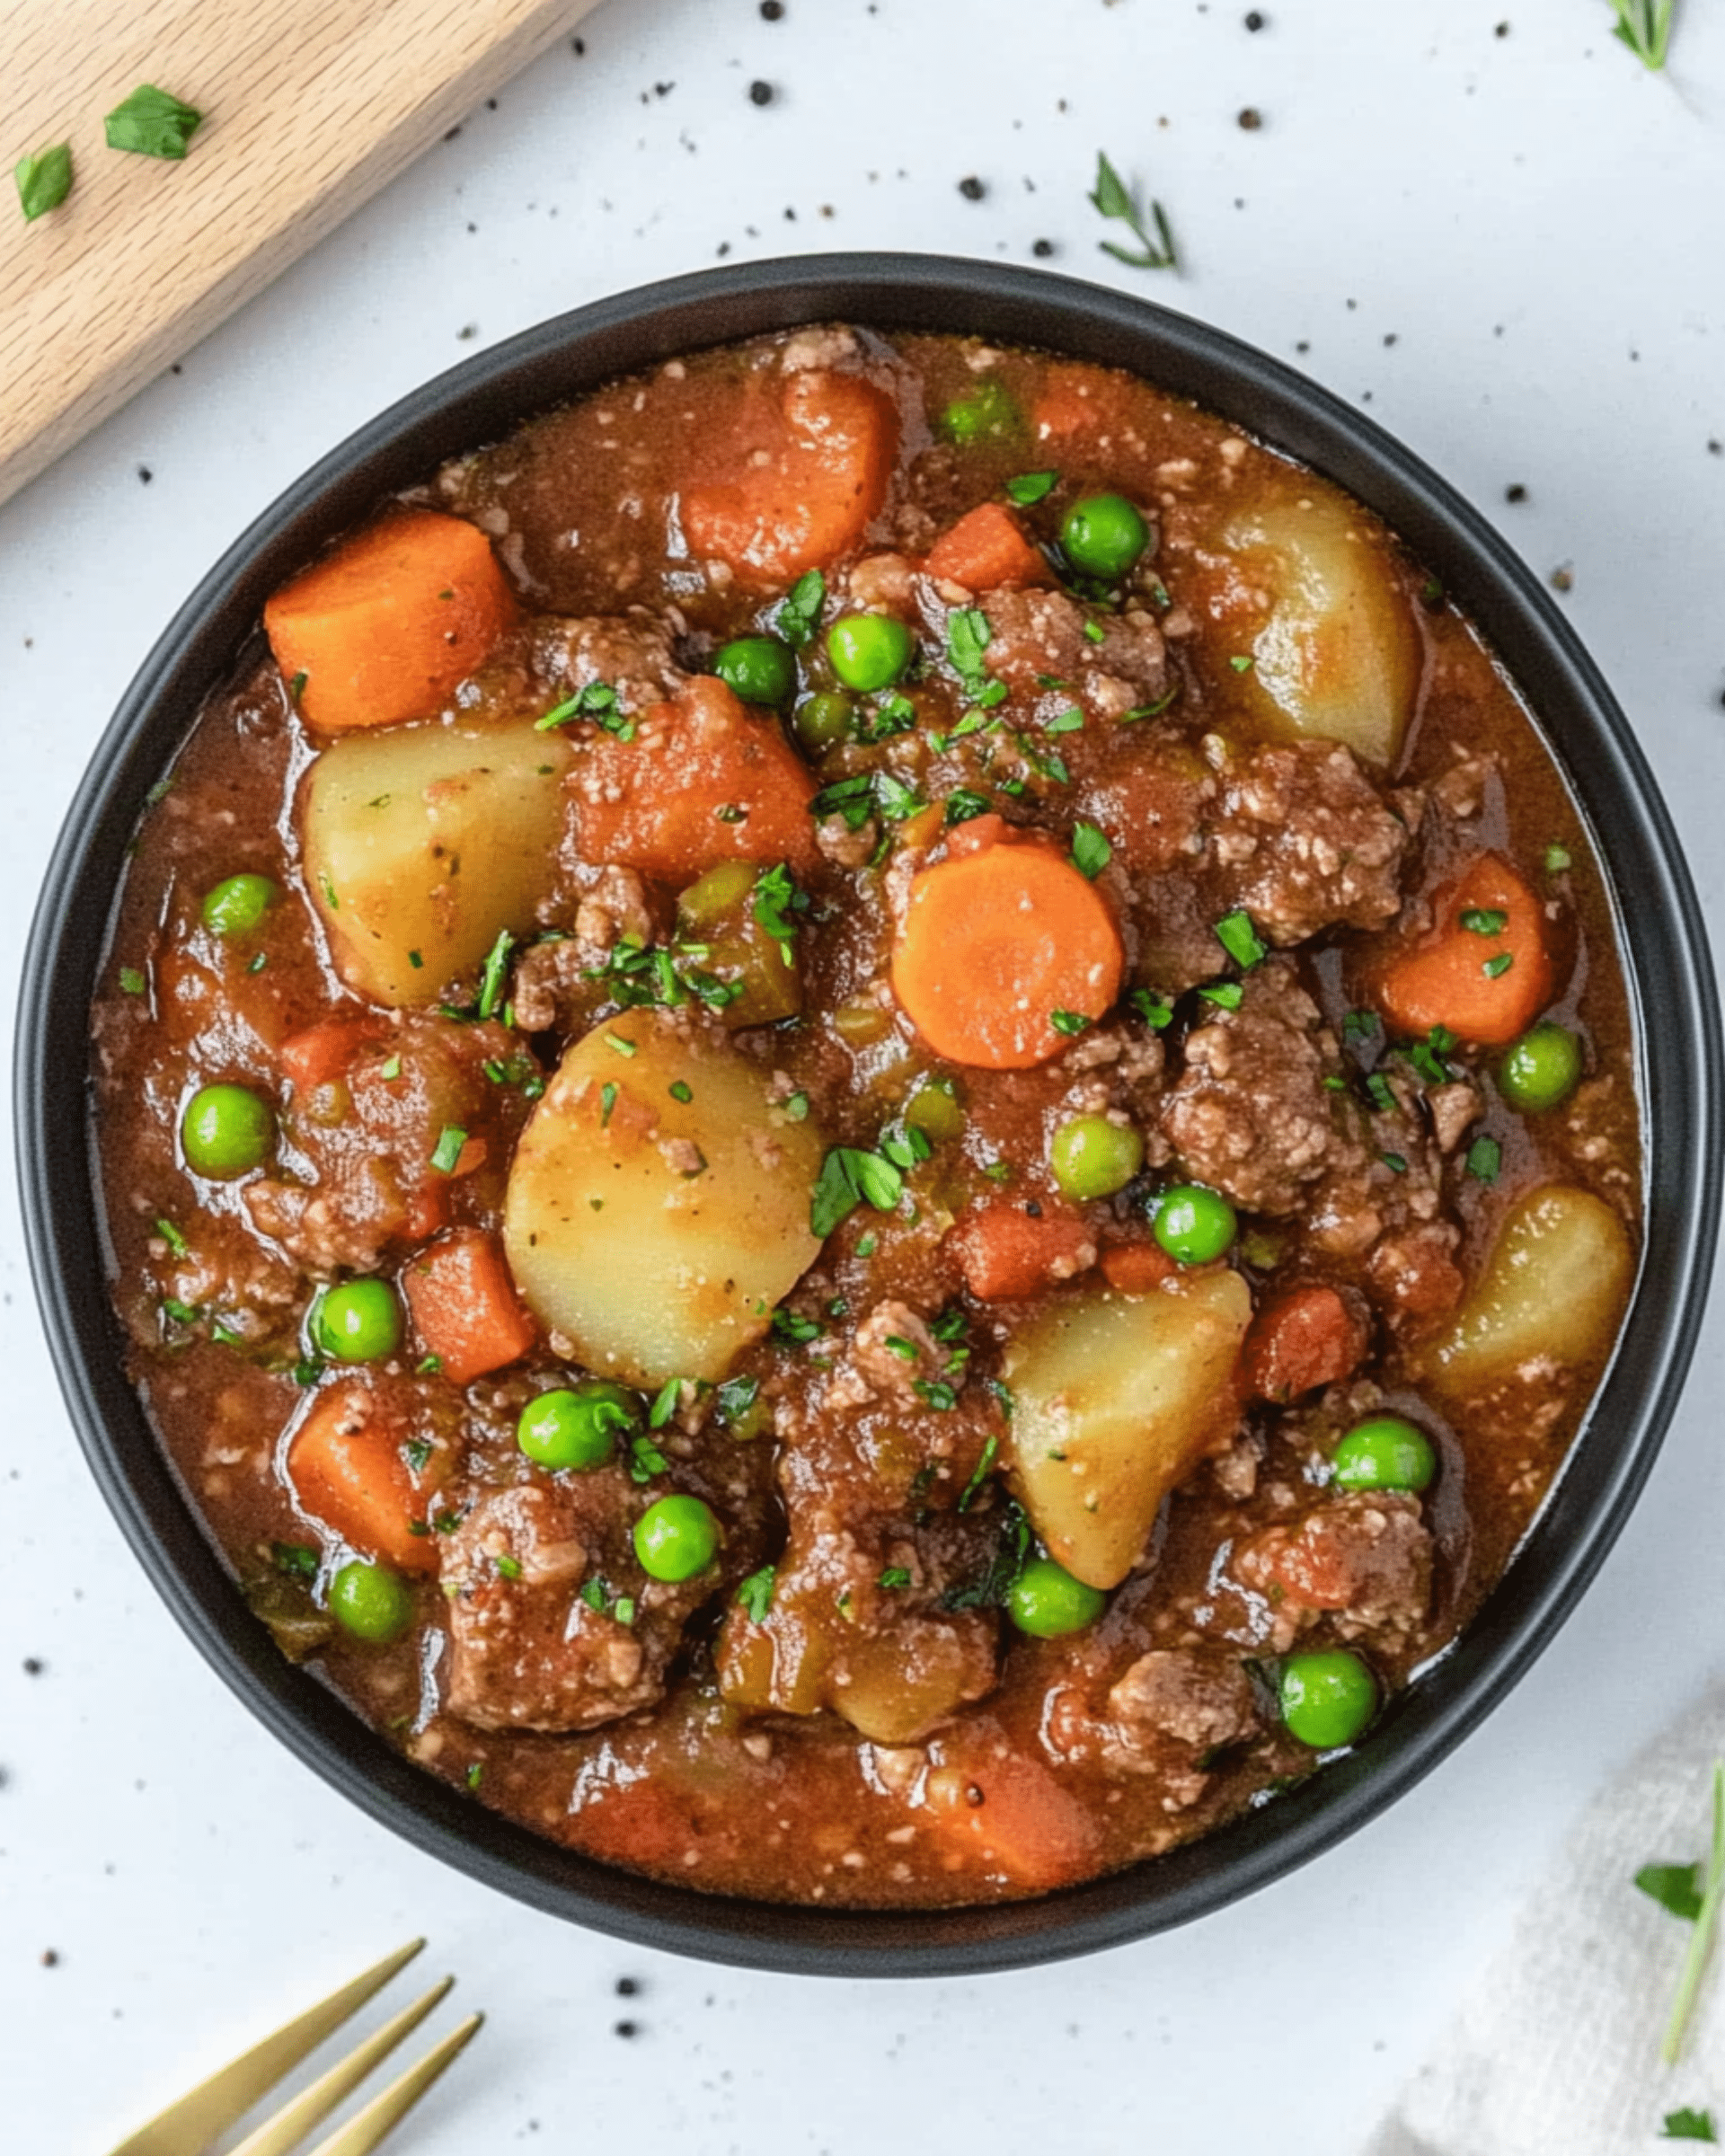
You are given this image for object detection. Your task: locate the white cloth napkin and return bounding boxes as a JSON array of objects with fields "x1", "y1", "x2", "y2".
[{"x1": 1365, "y1": 1686, "x2": 1725, "y2": 2154}]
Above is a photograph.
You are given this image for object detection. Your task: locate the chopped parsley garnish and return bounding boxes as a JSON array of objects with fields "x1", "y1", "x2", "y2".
[
  {"x1": 1659, "y1": 1764, "x2": 1725, "y2": 2066},
  {"x1": 1461, "y1": 907, "x2": 1508, "y2": 936},
  {"x1": 1611, "y1": 0, "x2": 1674, "y2": 70},
  {"x1": 914, "y1": 1379, "x2": 958, "y2": 1410},
  {"x1": 1228, "y1": 654, "x2": 1254, "y2": 674},
  {"x1": 783, "y1": 1090, "x2": 809, "y2": 1122},
  {"x1": 810, "y1": 1145, "x2": 905, "y2": 1238},
  {"x1": 105, "y1": 84, "x2": 204, "y2": 159},
  {"x1": 1214, "y1": 908, "x2": 1267, "y2": 970},
  {"x1": 536, "y1": 679, "x2": 630, "y2": 738},
  {"x1": 752, "y1": 862, "x2": 809, "y2": 959},
  {"x1": 648, "y1": 1380, "x2": 682, "y2": 1429},
  {"x1": 945, "y1": 788, "x2": 993, "y2": 826},
  {"x1": 588, "y1": 936, "x2": 745, "y2": 1018},
  {"x1": 1121, "y1": 688, "x2": 1180, "y2": 722},
  {"x1": 407, "y1": 950, "x2": 423, "y2": 969},
  {"x1": 466, "y1": 1763, "x2": 483, "y2": 1791},
  {"x1": 957, "y1": 1435, "x2": 999, "y2": 1513},
  {"x1": 1049, "y1": 1009, "x2": 1091, "y2": 1037},
  {"x1": 476, "y1": 928, "x2": 514, "y2": 1021},
  {"x1": 1366, "y1": 1072, "x2": 1398, "y2": 1115},
  {"x1": 1198, "y1": 981, "x2": 1244, "y2": 1011},
  {"x1": 1381, "y1": 1152, "x2": 1409, "y2": 1174},
  {"x1": 946, "y1": 606, "x2": 995, "y2": 697},
  {"x1": 1090, "y1": 150, "x2": 1179, "y2": 271},
  {"x1": 808, "y1": 768, "x2": 925, "y2": 831},
  {"x1": 668, "y1": 1079, "x2": 693, "y2": 1103},
  {"x1": 736, "y1": 1565, "x2": 777, "y2": 1621},
  {"x1": 880, "y1": 1122, "x2": 933, "y2": 1172},
  {"x1": 855, "y1": 1232, "x2": 879, "y2": 1258},
  {"x1": 884, "y1": 1334, "x2": 921, "y2": 1362},
  {"x1": 1662, "y1": 2109, "x2": 1718, "y2": 2143},
  {"x1": 1639, "y1": 1862, "x2": 1706, "y2": 1923},
  {"x1": 402, "y1": 1438, "x2": 433, "y2": 1472},
  {"x1": 1006, "y1": 470, "x2": 1058, "y2": 506},
  {"x1": 247, "y1": 952, "x2": 268, "y2": 975},
  {"x1": 581, "y1": 1577, "x2": 609, "y2": 1613},
  {"x1": 161, "y1": 1297, "x2": 201, "y2": 1326},
  {"x1": 1082, "y1": 620, "x2": 1106, "y2": 646},
  {"x1": 628, "y1": 1433, "x2": 669, "y2": 1484},
  {"x1": 429, "y1": 1125, "x2": 467, "y2": 1175},
  {"x1": 604, "y1": 1031, "x2": 637, "y2": 1056},
  {"x1": 1130, "y1": 987, "x2": 1173, "y2": 1030},
  {"x1": 1070, "y1": 821, "x2": 1111, "y2": 880},
  {"x1": 931, "y1": 1307, "x2": 969, "y2": 1343},
  {"x1": 776, "y1": 569, "x2": 826, "y2": 649},
  {"x1": 381, "y1": 1055, "x2": 403, "y2": 1081},
  {"x1": 771, "y1": 1307, "x2": 823, "y2": 1346},
  {"x1": 271, "y1": 1542, "x2": 319, "y2": 1581},
  {"x1": 155, "y1": 1216, "x2": 190, "y2": 1258},
  {"x1": 878, "y1": 1567, "x2": 913, "y2": 1590},
  {"x1": 292, "y1": 1355, "x2": 325, "y2": 1388},
  {"x1": 943, "y1": 1496, "x2": 1031, "y2": 1610},
  {"x1": 599, "y1": 1082, "x2": 618, "y2": 1128},
  {"x1": 14, "y1": 143, "x2": 73, "y2": 220},
  {"x1": 1406, "y1": 1024, "x2": 1457, "y2": 1085},
  {"x1": 1545, "y1": 843, "x2": 1573, "y2": 873},
  {"x1": 717, "y1": 1374, "x2": 761, "y2": 1422},
  {"x1": 495, "y1": 1555, "x2": 523, "y2": 1581},
  {"x1": 119, "y1": 967, "x2": 147, "y2": 996},
  {"x1": 613, "y1": 1595, "x2": 637, "y2": 1627},
  {"x1": 1483, "y1": 952, "x2": 1516, "y2": 979},
  {"x1": 1342, "y1": 1008, "x2": 1380, "y2": 1043},
  {"x1": 415, "y1": 1356, "x2": 443, "y2": 1377},
  {"x1": 856, "y1": 693, "x2": 917, "y2": 745},
  {"x1": 1046, "y1": 707, "x2": 1085, "y2": 737}
]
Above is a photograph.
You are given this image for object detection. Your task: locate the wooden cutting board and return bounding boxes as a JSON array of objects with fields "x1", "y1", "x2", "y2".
[{"x1": 0, "y1": 0, "x2": 603, "y2": 508}]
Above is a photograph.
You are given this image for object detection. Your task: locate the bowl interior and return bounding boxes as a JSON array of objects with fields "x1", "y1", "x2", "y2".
[{"x1": 16, "y1": 253, "x2": 1720, "y2": 1975}]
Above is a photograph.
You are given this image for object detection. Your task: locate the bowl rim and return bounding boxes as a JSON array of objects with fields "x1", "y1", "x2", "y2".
[{"x1": 16, "y1": 251, "x2": 1721, "y2": 1977}]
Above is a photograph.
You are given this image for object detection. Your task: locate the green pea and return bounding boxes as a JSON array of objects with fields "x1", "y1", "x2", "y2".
[
  {"x1": 941, "y1": 378, "x2": 1019, "y2": 446},
  {"x1": 1499, "y1": 1021, "x2": 1582, "y2": 1113},
  {"x1": 518, "y1": 1382, "x2": 639, "y2": 1471},
  {"x1": 1153, "y1": 1183, "x2": 1236, "y2": 1266},
  {"x1": 632, "y1": 1493, "x2": 721, "y2": 1582},
  {"x1": 792, "y1": 689, "x2": 855, "y2": 757},
  {"x1": 1060, "y1": 492, "x2": 1150, "y2": 579},
  {"x1": 1006, "y1": 1557, "x2": 1106, "y2": 1638},
  {"x1": 201, "y1": 873, "x2": 279, "y2": 938},
  {"x1": 329, "y1": 1559, "x2": 415, "y2": 1643},
  {"x1": 181, "y1": 1082, "x2": 274, "y2": 1179},
  {"x1": 315, "y1": 1278, "x2": 402, "y2": 1364},
  {"x1": 713, "y1": 634, "x2": 797, "y2": 709},
  {"x1": 1050, "y1": 1114, "x2": 1145, "y2": 1201},
  {"x1": 1332, "y1": 1415, "x2": 1437, "y2": 1494},
  {"x1": 1279, "y1": 1648, "x2": 1378, "y2": 1750},
  {"x1": 827, "y1": 614, "x2": 914, "y2": 694}
]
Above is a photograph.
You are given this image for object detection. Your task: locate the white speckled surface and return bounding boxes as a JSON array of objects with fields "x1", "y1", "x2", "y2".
[{"x1": 4, "y1": 2, "x2": 1724, "y2": 2147}]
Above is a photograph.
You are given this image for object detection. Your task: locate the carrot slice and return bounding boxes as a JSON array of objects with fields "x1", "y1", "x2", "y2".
[
  {"x1": 951, "y1": 1205, "x2": 1098, "y2": 1301},
  {"x1": 402, "y1": 1228, "x2": 535, "y2": 1385},
  {"x1": 924, "y1": 502, "x2": 1048, "y2": 592},
  {"x1": 1098, "y1": 1241, "x2": 1180, "y2": 1294},
  {"x1": 892, "y1": 826, "x2": 1125, "y2": 1069},
  {"x1": 286, "y1": 1381, "x2": 438, "y2": 1574},
  {"x1": 1377, "y1": 853, "x2": 1555, "y2": 1046},
  {"x1": 681, "y1": 371, "x2": 896, "y2": 584},
  {"x1": 1241, "y1": 1284, "x2": 1369, "y2": 1404},
  {"x1": 924, "y1": 1754, "x2": 1101, "y2": 1890},
  {"x1": 279, "y1": 1015, "x2": 389, "y2": 1092},
  {"x1": 575, "y1": 676, "x2": 820, "y2": 881},
  {"x1": 263, "y1": 508, "x2": 514, "y2": 735}
]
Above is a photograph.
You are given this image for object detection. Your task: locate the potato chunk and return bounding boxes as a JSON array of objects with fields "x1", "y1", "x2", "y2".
[
  {"x1": 1004, "y1": 1272, "x2": 1251, "y2": 1590},
  {"x1": 1221, "y1": 492, "x2": 1419, "y2": 767},
  {"x1": 502, "y1": 1012, "x2": 827, "y2": 1385},
  {"x1": 1426, "y1": 1183, "x2": 1633, "y2": 1397},
  {"x1": 302, "y1": 719, "x2": 572, "y2": 1007}
]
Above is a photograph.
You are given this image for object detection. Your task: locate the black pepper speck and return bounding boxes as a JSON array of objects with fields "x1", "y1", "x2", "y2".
[
  {"x1": 1551, "y1": 565, "x2": 1574, "y2": 592},
  {"x1": 1237, "y1": 107, "x2": 1262, "y2": 129},
  {"x1": 615, "y1": 1975, "x2": 641, "y2": 1996},
  {"x1": 22, "y1": 1657, "x2": 43, "y2": 1676},
  {"x1": 748, "y1": 79, "x2": 774, "y2": 106},
  {"x1": 456, "y1": 324, "x2": 478, "y2": 341},
  {"x1": 1708, "y1": 439, "x2": 1721, "y2": 455},
  {"x1": 614, "y1": 2019, "x2": 640, "y2": 2039},
  {"x1": 1245, "y1": 7, "x2": 1265, "y2": 23},
  {"x1": 958, "y1": 175, "x2": 986, "y2": 201},
  {"x1": 1505, "y1": 483, "x2": 1528, "y2": 503},
  {"x1": 137, "y1": 465, "x2": 153, "y2": 483},
  {"x1": 1032, "y1": 238, "x2": 1055, "y2": 257},
  {"x1": 41, "y1": 1949, "x2": 58, "y2": 1968},
  {"x1": 761, "y1": 0, "x2": 784, "y2": 15},
  {"x1": 1495, "y1": 19, "x2": 1510, "y2": 33}
]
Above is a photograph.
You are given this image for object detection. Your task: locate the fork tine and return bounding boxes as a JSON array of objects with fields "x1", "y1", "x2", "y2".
[
  {"x1": 299, "y1": 2013, "x2": 483, "y2": 2156},
  {"x1": 226, "y1": 1978, "x2": 455, "y2": 2156},
  {"x1": 102, "y1": 1940, "x2": 426, "y2": 2156}
]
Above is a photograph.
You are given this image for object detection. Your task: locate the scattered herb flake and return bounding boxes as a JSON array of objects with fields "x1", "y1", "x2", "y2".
[
  {"x1": 476, "y1": 928, "x2": 514, "y2": 1021},
  {"x1": 878, "y1": 1567, "x2": 913, "y2": 1590},
  {"x1": 958, "y1": 1436, "x2": 1001, "y2": 1513},
  {"x1": 736, "y1": 1565, "x2": 777, "y2": 1621},
  {"x1": 105, "y1": 84, "x2": 204, "y2": 159},
  {"x1": 1006, "y1": 470, "x2": 1058, "y2": 506},
  {"x1": 119, "y1": 967, "x2": 146, "y2": 996},
  {"x1": 155, "y1": 1217, "x2": 190, "y2": 1258},
  {"x1": 1199, "y1": 981, "x2": 1244, "y2": 1011},
  {"x1": 1662, "y1": 2109, "x2": 1718, "y2": 2143},
  {"x1": 429, "y1": 1125, "x2": 466, "y2": 1175},
  {"x1": 810, "y1": 1145, "x2": 905, "y2": 1238},
  {"x1": 604, "y1": 1032, "x2": 638, "y2": 1057},
  {"x1": 1070, "y1": 820, "x2": 1111, "y2": 879},
  {"x1": 1639, "y1": 1862, "x2": 1706, "y2": 1923},
  {"x1": 1089, "y1": 149, "x2": 1180, "y2": 272},
  {"x1": 1228, "y1": 654, "x2": 1255, "y2": 674},
  {"x1": 1661, "y1": 1765, "x2": 1725, "y2": 2065},
  {"x1": 1466, "y1": 1135, "x2": 1502, "y2": 1184},
  {"x1": 272, "y1": 1542, "x2": 319, "y2": 1580},
  {"x1": 628, "y1": 1434, "x2": 668, "y2": 1484},
  {"x1": 1483, "y1": 952, "x2": 1515, "y2": 979},
  {"x1": 1611, "y1": 0, "x2": 1675, "y2": 69},
  {"x1": 1130, "y1": 987, "x2": 1173, "y2": 1030},
  {"x1": 1049, "y1": 1009, "x2": 1091, "y2": 1036},
  {"x1": 599, "y1": 1082, "x2": 618, "y2": 1128},
  {"x1": 776, "y1": 569, "x2": 826, "y2": 649},
  {"x1": 668, "y1": 1079, "x2": 693, "y2": 1103},
  {"x1": 1214, "y1": 908, "x2": 1267, "y2": 970},
  {"x1": 1382, "y1": 1152, "x2": 1409, "y2": 1174},
  {"x1": 770, "y1": 1306, "x2": 823, "y2": 1348},
  {"x1": 648, "y1": 1379, "x2": 682, "y2": 1430},
  {"x1": 945, "y1": 787, "x2": 993, "y2": 826},
  {"x1": 1546, "y1": 843, "x2": 1573, "y2": 873},
  {"x1": 1461, "y1": 907, "x2": 1509, "y2": 936},
  {"x1": 14, "y1": 143, "x2": 73, "y2": 220}
]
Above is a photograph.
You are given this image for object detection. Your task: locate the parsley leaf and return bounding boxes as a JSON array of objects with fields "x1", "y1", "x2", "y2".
[
  {"x1": 628, "y1": 1433, "x2": 668, "y2": 1484},
  {"x1": 1659, "y1": 1763, "x2": 1725, "y2": 2066},
  {"x1": 647, "y1": 1379, "x2": 683, "y2": 1430},
  {"x1": 105, "y1": 84, "x2": 204, "y2": 159},
  {"x1": 1214, "y1": 908, "x2": 1267, "y2": 970},
  {"x1": 945, "y1": 787, "x2": 993, "y2": 826},
  {"x1": 811, "y1": 1146, "x2": 905, "y2": 1237},
  {"x1": 957, "y1": 1435, "x2": 999, "y2": 1513},
  {"x1": 536, "y1": 679, "x2": 631, "y2": 738},
  {"x1": 1070, "y1": 821, "x2": 1112, "y2": 880},
  {"x1": 1131, "y1": 987, "x2": 1173, "y2": 1030},
  {"x1": 271, "y1": 1542, "x2": 319, "y2": 1581},
  {"x1": 1199, "y1": 981, "x2": 1244, "y2": 1011},
  {"x1": 1612, "y1": 0, "x2": 1674, "y2": 69},
  {"x1": 752, "y1": 862, "x2": 809, "y2": 958},
  {"x1": 878, "y1": 1566, "x2": 913, "y2": 1590},
  {"x1": 1639, "y1": 1862, "x2": 1706, "y2": 1924},
  {"x1": 429, "y1": 1125, "x2": 467, "y2": 1175},
  {"x1": 14, "y1": 143, "x2": 73, "y2": 220},
  {"x1": 1461, "y1": 907, "x2": 1509, "y2": 936},
  {"x1": 736, "y1": 1565, "x2": 777, "y2": 1621},
  {"x1": 1006, "y1": 471, "x2": 1057, "y2": 506},
  {"x1": 1465, "y1": 1135, "x2": 1501, "y2": 1184},
  {"x1": 476, "y1": 927, "x2": 514, "y2": 1021},
  {"x1": 1049, "y1": 1009, "x2": 1091, "y2": 1037},
  {"x1": 776, "y1": 569, "x2": 826, "y2": 649},
  {"x1": 1483, "y1": 952, "x2": 1515, "y2": 979},
  {"x1": 1662, "y1": 2108, "x2": 1718, "y2": 2143}
]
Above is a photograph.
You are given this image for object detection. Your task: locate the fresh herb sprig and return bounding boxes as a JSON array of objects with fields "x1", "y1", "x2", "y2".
[
  {"x1": 1610, "y1": 0, "x2": 1675, "y2": 70},
  {"x1": 1650, "y1": 1763, "x2": 1725, "y2": 2065},
  {"x1": 1090, "y1": 151, "x2": 1180, "y2": 274}
]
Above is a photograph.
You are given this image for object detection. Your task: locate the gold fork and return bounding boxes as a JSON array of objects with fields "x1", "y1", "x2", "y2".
[{"x1": 102, "y1": 1939, "x2": 481, "y2": 2156}]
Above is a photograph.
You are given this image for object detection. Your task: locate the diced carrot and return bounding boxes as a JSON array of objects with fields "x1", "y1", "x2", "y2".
[
  {"x1": 924, "y1": 502, "x2": 1048, "y2": 592},
  {"x1": 681, "y1": 370, "x2": 897, "y2": 584},
  {"x1": 951, "y1": 1205, "x2": 1098, "y2": 1301},
  {"x1": 286, "y1": 1381, "x2": 438, "y2": 1574},
  {"x1": 1242, "y1": 1284, "x2": 1369, "y2": 1404},
  {"x1": 892, "y1": 823, "x2": 1125, "y2": 1069},
  {"x1": 278, "y1": 1015, "x2": 389, "y2": 1092},
  {"x1": 1031, "y1": 361, "x2": 1138, "y2": 447},
  {"x1": 924, "y1": 1754, "x2": 1101, "y2": 1891},
  {"x1": 1377, "y1": 853, "x2": 1555, "y2": 1046},
  {"x1": 576, "y1": 676, "x2": 820, "y2": 881},
  {"x1": 263, "y1": 508, "x2": 514, "y2": 735},
  {"x1": 402, "y1": 1228, "x2": 535, "y2": 1384},
  {"x1": 1099, "y1": 1241, "x2": 1180, "y2": 1294}
]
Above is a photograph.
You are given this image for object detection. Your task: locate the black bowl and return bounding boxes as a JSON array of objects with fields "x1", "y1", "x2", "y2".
[{"x1": 17, "y1": 254, "x2": 1720, "y2": 1975}]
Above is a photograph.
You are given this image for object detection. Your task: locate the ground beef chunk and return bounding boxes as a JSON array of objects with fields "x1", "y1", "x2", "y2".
[
  {"x1": 1367, "y1": 1222, "x2": 1466, "y2": 1330},
  {"x1": 1101, "y1": 1648, "x2": 1261, "y2": 1798},
  {"x1": 442, "y1": 1478, "x2": 706, "y2": 1732},
  {"x1": 529, "y1": 612, "x2": 685, "y2": 715},
  {"x1": 1235, "y1": 1491, "x2": 1432, "y2": 1643},
  {"x1": 1202, "y1": 738, "x2": 1416, "y2": 944},
  {"x1": 1160, "y1": 959, "x2": 1370, "y2": 1215},
  {"x1": 980, "y1": 588, "x2": 1168, "y2": 717},
  {"x1": 827, "y1": 1301, "x2": 954, "y2": 1409},
  {"x1": 1429, "y1": 1082, "x2": 1483, "y2": 1153},
  {"x1": 510, "y1": 866, "x2": 659, "y2": 1033}
]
